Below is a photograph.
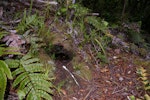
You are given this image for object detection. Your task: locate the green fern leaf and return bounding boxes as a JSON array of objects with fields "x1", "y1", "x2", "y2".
[
  {"x1": 12, "y1": 54, "x2": 53, "y2": 100},
  {"x1": 36, "y1": 90, "x2": 53, "y2": 100},
  {"x1": 0, "y1": 32, "x2": 7, "y2": 39},
  {"x1": 19, "y1": 77, "x2": 31, "y2": 90},
  {"x1": 34, "y1": 85, "x2": 53, "y2": 94},
  {"x1": 29, "y1": 73, "x2": 49, "y2": 80},
  {"x1": 23, "y1": 82, "x2": 33, "y2": 95},
  {"x1": 17, "y1": 12, "x2": 44, "y2": 33},
  {"x1": 73, "y1": 4, "x2": 89, "y2": 17},
  {"x1": 0, "y1": 46, "x2": 21, "y2": 56},
  {"x1": 25, "y1": 66, "x2": 44, "y2": 72},
  {"x1": 21, "y1": 54, "x2": 32, "y2": 61},
  {"x1": 27, "y1": 89, "x2": 40, "y2": 100},
  {"x1": 85, "y1": 16, "x2": 108, "y2": 33},
  {"x1": 26, "y1": 15, "x2": 36, "y2": 25},
  {"x1": 30, "y1": 78, "x2": 52, "y2": 88},
  {"x1": 0, "y1": 60, "x2": 13, "y2": 100},
  {"x1": 12, "y1": 67, "x2": 25, "y2": 77},
  {"x1": 12, "y1": 72, "x2": 29, "y2": 87},
  {"x1": 0, "y1": 69, "x2": 6, "y2": 100},
  {"x1": 21, "y1": 58, "x2": 40, "y2": 65},
  {"x1": 5, "y1": 59, "x2": 20, "y2": 68},
  {"x1": 0, "y1": 60, "x2": 13, "y2": 79},
  {"x1": 17, "y1": 90, "x2": 26, "y2": 100},
  {"x1": 24, "y1": 63, "x2": 44, "y2": 68}
]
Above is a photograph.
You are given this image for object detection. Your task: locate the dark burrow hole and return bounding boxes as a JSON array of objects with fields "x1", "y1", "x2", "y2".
[{"x1": 47, "y1": 44, "x2": 74, "y2": 61}]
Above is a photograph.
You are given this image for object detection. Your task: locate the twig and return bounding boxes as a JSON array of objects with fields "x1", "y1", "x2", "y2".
[
  {"x1": 17, "y1": 0, "x2": 57, "y2": 10},
  {"x1": 88, "y1": 46, "x2": 99, "y2": 67},
  {"x1": 73, "y1": 72, "x2": 89, "y2": 82},
  {"x1": 62, "y1": 65, "x2": 80, "y2": 87},
  {"x1": 87, "y1": 13, "x2": 99, "y2": 16},
  {"x1": 112, "y1": 87, "x2": 126, "y2": 94},
  {"x1": 91, "y1": 40, "x2": 99, "y2": 54},
  {"x1": 83, "y1": 87, "x2": 94, "y2": 100},
  {"x1": 5, "y1": 19, "x2": 21, "y2": 25},
  {"x1": 36, "y1": 0, "x2": 58, "y2": 5}
]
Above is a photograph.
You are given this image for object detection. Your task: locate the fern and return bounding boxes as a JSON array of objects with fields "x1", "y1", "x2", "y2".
[
  {"x1": 0, "y1": 31, "x2": 7, "y2": 39},
  {"x1": 17, "y1": 10, "x2": 44, "y2": 33},
  {"x1": 72, "y1": 4, "x2": 89, "y2": 17},
  {"x1": 85, "y1": 16, "x2": 108, "y2": 33},
  {"x1": 137, "y1": 67, "x2": 150, "y2": 90},
  {"x1": 125, "y1": 62, "x2": 150, "y2": 100},
  {"x1": 0, "y1": 45, "x2": 21, "y2": 56},
  {"x1": 0, "y1": 69, "x2": 6, "y2": 100},
  {"x1": 137, "y1": 67, "x2": 150, "y2": 100},
  {"x1": 12, "y1": 54, "x2": 53, "y2": 100},
  {"x1": 0, "y1": 60, "x2": 13, "y2": 100},
  {"x1": 83, "y1": 16, "x2": 109, "y2": 63},
  {"x1": 23, "y1": 32, "x2": 45, "y2": 55}
]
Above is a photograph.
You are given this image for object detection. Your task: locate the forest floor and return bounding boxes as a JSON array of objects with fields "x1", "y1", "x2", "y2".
[
  {"x1": 1, "y1": 2, "x2": 150, "y2": 100},
  {"x1": 3, "y1": 14, "x2": 150, "y2": 100},
  {"x1": 44, "y1": 18, "x2": 150, "y2": 100},
  {"x1": 52, "y1": 49, "x2": 148, "y2": 100}
]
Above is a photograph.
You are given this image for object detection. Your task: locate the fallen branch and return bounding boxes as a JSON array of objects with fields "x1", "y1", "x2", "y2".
[
  {"x1": 87, "y1": 13, "x2": 99, "y2": 16},
  {"x1": 62, "y1": 65, "x2": 80, "y2": 87},
  {"x1": 36, "y1": 0, "x2": 58, "y2": 5}
]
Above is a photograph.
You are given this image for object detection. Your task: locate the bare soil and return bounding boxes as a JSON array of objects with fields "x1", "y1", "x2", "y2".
[{"x1": 52, "y1": 48, "x2": 149, "y2": 100}]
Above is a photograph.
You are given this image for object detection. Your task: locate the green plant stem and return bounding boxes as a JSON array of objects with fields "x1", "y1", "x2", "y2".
[
  {"x1": 95, "y1": 38, "x2": 106, "y2": 56},
  {"x1": 29, "y1": 0, "x2": 33, "y2": 15}
]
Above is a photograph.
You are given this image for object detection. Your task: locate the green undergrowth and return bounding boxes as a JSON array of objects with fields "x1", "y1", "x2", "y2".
[
  {"x1": 1, "y1": 1, "x2": 150, "y2": 100},
  {"x1": 0, "y1": 6, "x2": 55, "y2": 99},
  {"x1": 57, "y1": 3, "x2": 111, "y2": 64},
  {"x1": 6, "y1": 54, "x2": 54, "y2": 100}
]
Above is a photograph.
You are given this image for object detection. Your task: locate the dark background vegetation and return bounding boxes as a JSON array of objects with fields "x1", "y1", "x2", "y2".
[{"x1": 80, "y1": 0, "x2": 150, "y2": 33}]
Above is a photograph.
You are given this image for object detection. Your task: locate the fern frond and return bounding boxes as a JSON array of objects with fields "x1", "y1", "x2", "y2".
[
  {"x1": 13, "y1": 72, "x2": 29, "y2": 87},
  {"x1": 26, "y1": 89, "x2": 40, "y2": 100},
  {"x1": 137, "y1": 67, "x2": 150, "y2": 91},
  {"x1": 19, "y1": 77, "x2": 30, "y2": 89},
  {"x1": 17, "y1": 11, "x2": 44, "y2": 32},
  {"x1": 23, "y1": 33, "x2": 45, "y2": 55},
  {"x1": 0, "y1": 46, "x2": 21, "y2": 56},
  {"x1": 0, "y1": 32, "x2": 8, "y2": 39},
  {"x1": 5, "y1": 59, "x2": 20, "y2": 68},
  {"x1": 85, "y1": 16, "x2": 108, "y2": 33},
  {"x1": 73, "y1": 4, "x2": 89, "y2": 17},
  {"x1": 12, "y1": 54, "x2": 53, "y2": 100},
  {"x1": 0, "y1": 60, "x2": 13, "y2": 79},
  {"x1": 24, "y1": 65, "x2": 44, "y2": 72},
  {"x1": 0, "y1": 60, "x2": 13, "y2": 100},
  {"x1": 0, "y1": 69, "x2": 6, "y2": 100},
  {"x1": 21, "y1": 58, "x2": 40, "y2": 65},
  {"x1": 35, "y1": 90, "x2": 53, "y2": 100}
]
